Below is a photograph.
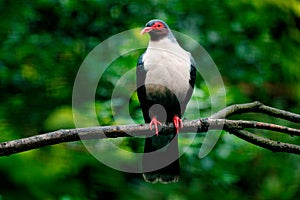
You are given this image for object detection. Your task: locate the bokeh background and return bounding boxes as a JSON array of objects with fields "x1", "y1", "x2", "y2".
[{"x1": 1, "y1": 0, "x2": 300, "y2": 199}]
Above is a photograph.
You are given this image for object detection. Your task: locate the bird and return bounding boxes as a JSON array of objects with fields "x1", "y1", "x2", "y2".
[{"x1": 136, "y1": 19, "x2": 196, "y2": 183}]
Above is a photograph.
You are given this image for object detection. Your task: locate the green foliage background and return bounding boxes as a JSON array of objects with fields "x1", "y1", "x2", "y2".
[{"x1": 1, "y1": 0, "x2": 300, "y2": 199}]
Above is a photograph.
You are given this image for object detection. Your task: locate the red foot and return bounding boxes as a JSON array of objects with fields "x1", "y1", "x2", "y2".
[
  {"x1": 173, "y1": 115, "x2": 183, "y2": 134},
  {"x1": 149, "y1": 117, "x2": 162, "y2": 136}
]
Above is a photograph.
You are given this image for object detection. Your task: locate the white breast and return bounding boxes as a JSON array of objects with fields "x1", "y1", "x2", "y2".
[{"x1": 143, "y1": 38, "x2": 191, "y2": 102}]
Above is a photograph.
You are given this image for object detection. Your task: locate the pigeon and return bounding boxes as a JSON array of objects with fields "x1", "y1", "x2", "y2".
[{"x1": 137, "y1": 19, "x2": 196, "y2": 183}]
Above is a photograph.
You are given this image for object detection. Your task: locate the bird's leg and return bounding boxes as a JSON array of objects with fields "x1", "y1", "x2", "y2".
[
  {"x1": 173, "y1": 115, "x2": 183, "y2": 134},
  {"x1": 149, "y1": 116, "x2": 162, "y2": 136}
]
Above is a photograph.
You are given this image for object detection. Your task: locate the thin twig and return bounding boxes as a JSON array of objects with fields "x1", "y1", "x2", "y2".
[
  {"x1": 222, "y1": 119, "x2": 300, "y2": 136},
  {"x1": 229, "y1": 129, "x2": 300, "y2": 154},
  {"x1": 210, "y1": 101, "x2": 263, "y2": 119},
  {"x1": 211, "y1": 101, "x2": 300, "y2": 123},
  {"x1": 258, "y1": 104, "x2": 300, "y2": 123}
]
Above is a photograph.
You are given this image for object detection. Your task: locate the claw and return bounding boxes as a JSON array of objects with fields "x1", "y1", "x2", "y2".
[
  {"x1": 173, "y1": 115, "x2": 183, "y2": 134},
  {"x1": 149, "y1": 116, "x2": 162, "y2": 136}
]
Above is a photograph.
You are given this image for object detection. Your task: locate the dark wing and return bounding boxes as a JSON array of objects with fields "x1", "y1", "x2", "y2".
[
  {"x1": 136, "y1": 53, "x2": 151, "y2": 123},
  {"x1": 183, "y1": 53, "x2": 196, "y2": 109},
  {"x1": 189, "y1": 53, "x2": 197, "y2": 89}
]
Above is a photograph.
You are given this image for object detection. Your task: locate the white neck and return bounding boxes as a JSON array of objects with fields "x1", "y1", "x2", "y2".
[{"x1": 146, "y1": 37, "x2": 188, "y2": 63}]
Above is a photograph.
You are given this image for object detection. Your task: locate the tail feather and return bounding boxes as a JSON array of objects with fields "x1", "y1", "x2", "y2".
[
  {"x1": 143, "y1": 160, "x2": 180, "y2": 183},
  {"x1": 142, "y1": 133, "x2": 180, "y2": 183}
]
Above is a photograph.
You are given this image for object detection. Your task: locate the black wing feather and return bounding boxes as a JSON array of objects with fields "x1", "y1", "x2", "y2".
[
  {"x1": 183, "y1": 54, "x2": 196, "y2": 109},
  {"x1": 136, "y1": 53, "x2": 151, "y2": 123}
]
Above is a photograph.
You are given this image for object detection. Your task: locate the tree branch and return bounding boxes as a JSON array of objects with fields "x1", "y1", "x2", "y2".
[{"x1": 0, "y1": 101, "x2": 299, "y2": 157}]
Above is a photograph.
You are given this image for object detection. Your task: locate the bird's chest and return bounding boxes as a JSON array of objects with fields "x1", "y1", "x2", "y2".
[{"x1": 143, "y1": 49, "x2": 191, "y2": 102}]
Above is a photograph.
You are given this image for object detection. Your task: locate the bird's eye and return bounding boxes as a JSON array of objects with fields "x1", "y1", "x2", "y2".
[{"x1": 153, "y1": 22, "x2": 164, "y2": 30}]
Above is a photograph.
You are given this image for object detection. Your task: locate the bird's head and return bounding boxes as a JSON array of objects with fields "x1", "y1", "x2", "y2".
[{"x1": 141, "y1": 19, "x2": 175, "y2": 42}]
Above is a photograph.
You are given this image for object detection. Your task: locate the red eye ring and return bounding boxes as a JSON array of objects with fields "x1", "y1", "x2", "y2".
[{"x1": 153, "y1": 22, "x2": 164, "y2": 30}]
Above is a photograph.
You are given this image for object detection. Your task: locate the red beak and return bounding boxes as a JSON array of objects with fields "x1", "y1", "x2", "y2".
[{"x1": 140, "y1": 27, "x2": 153, "y2": 34}]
